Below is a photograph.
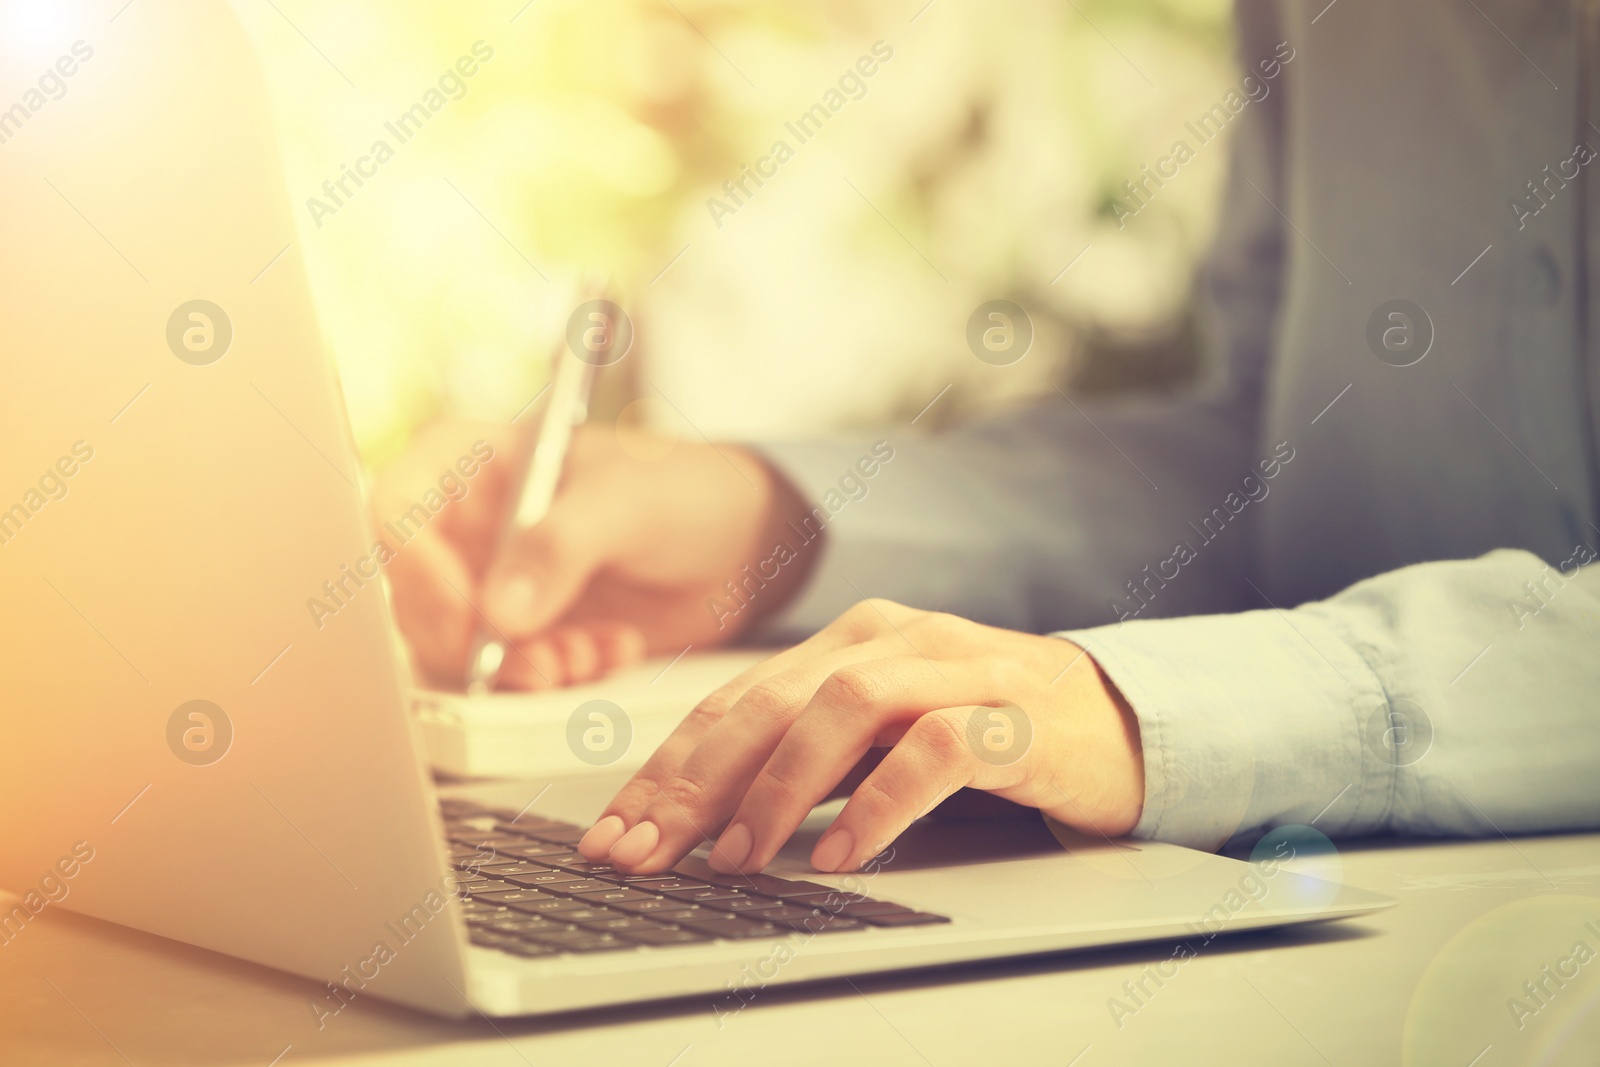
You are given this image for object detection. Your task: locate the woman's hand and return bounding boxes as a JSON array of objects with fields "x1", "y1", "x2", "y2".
[
  {"x1": 577, "y1": 599, "x2": 1145, "y2": 874},
  {"x1": 371, "y1": 421, "x2": 817, "y2": 690}
]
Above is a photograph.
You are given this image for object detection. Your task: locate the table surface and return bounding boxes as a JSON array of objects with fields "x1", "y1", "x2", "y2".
[{"x1": 3, "y1": 831, "x2": 1597, "y2": 1067}]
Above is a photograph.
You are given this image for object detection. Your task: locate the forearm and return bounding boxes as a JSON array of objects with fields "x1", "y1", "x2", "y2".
[{"x1": 751, "y1": 395, "x2": 1270, "y2": 638}]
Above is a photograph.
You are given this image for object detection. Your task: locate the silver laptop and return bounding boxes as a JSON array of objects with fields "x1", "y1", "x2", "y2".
[{"x1": 0, "y1": 2, "x2": 1391, "y2": 1019}]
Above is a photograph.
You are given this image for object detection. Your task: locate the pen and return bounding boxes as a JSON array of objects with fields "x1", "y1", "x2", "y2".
[{"x1": 464, "y1": 331, "x2": 597, "y2": 695}]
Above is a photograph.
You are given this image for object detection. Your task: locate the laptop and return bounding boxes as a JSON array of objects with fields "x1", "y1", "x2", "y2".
[{"x1": 0, "y1": 2, "x2": 1392, "y2": 1019}]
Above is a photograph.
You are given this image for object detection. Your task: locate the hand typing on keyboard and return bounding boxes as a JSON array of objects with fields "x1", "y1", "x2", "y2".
[{"x1": 575, "y1": 600, "x2": 1144, "y2": 876}]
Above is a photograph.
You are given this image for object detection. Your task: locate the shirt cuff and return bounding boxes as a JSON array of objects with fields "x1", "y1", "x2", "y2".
[{"x1": 1059, "y1": 607, "x2": 1393, "y2": 851}]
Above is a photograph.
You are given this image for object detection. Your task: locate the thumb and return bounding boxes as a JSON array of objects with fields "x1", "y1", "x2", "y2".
[{"x1": 480, "y1": 508, "x2": 600, "y2": 640}]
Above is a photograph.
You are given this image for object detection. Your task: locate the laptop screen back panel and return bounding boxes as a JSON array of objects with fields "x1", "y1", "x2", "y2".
[{"x1": 0, "y1": 1, "x2": 470, "y2": 1017}]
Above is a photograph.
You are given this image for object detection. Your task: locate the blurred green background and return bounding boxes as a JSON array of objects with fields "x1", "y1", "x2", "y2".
[{"x1": 234, "y1": 0, "x2": 1238, "y2": 466}]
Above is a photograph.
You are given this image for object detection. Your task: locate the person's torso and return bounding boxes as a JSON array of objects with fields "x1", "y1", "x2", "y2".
[{"x1": 1252, "y1": 0, "x2": 1600, "y2": 604}]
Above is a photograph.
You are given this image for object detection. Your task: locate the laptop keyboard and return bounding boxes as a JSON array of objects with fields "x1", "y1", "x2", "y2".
[{"x1": 440, "y1": 799, "x2": 949, "y2": 958}]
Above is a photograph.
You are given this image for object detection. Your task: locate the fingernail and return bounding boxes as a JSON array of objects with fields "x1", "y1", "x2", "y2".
[
  {"x1": 709, "y1": 822, "x2": 753, "y2": 873},
  {"x1": 812, "y1": 827, "x2": 855, "y2": 873},
  {"x1": 579, "y1": 815, "x2": 626, "y2": 859},
  {"x1": 609, "y1": 820, "x2": 660, "y2": 866},
  {"x1": 487, "y1": 575, "x2": 536, "y2": 627}
]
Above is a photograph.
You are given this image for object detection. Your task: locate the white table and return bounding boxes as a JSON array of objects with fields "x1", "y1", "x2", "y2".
[{"x1": 2, "y1": 832, "x2": 1596, "y2": 1066}]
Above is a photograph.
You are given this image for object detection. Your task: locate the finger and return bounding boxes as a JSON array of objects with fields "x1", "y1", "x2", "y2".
[
  {"x1": 715, "y1": 656, "x2": 969, "y2": 874},
  {"x1": 574, "y1": 643, "x2": 831, "y2": 859},
  {"x1": 480, "y1": 488, "x2": 616, "y2": 640},
  {"x1": 602, "y1": 641, "x2": 895, "y2": 873},
  {"x1": 547, "y1": 627, "x2": 602, "y2": 684},
  {"x1": 589, "y1": 621, "x2": 647, "y2": 674},
  {"x1": 576, "y1": 615, "x2": 877, "y2": 859},
  {"x1": 494, "y1": 638, "x2": 563, "y2": 691},
  {"x1": 485, "y1": 618, "x2": 643, "y2": 693},
  {"x1": 812, "y1": 705, "x2": 1029, "y2": 872},
  {"x1": 383, "y1": 526, "x2": 478, "y2": 683}
]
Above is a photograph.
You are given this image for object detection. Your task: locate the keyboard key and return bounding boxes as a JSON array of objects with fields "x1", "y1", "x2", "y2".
[
  {"x1": 858, "y1": 911, "x2": 950, "y2": 927},
  {"x1": 469, "y1": 889, "x2": 557, "y2": 906},
  {"x1": 487, "y1": 915, "x2": 569, "y2": 933},
  {"x1": 782, "y1": 891, "x2": 860, "y2": 908},
  {"x1": 540, "y1": 879, "x2": 615, "y2": 895},
  {"x1": 732, "y1": 875, "x2": 835, "y2": 898},
  {"x1": 837, "y1": 901, "x2": 916, "y2": 919},
  {"x1": 459, "y1": 900, "x2": 509, "y2": 915},
  {"x1": 574, "y1": 887, "x2": 661, "y2": 905},
  {"x1": 472, "y1": 884, "x2": 562, "y2": 901},
  {"x1": 503, "y1": 896, "x2": 593, "y2": 915},
  {"x1": 543, "y1": 858, "x2": 617, "y2": 876},
  {"x1": 495, "y1": 841, "x2": 578, "y2": 859},
  {"x1": 500, "y1": 869, "x2": 587, "y2": 887},
  {"x1": 563, "y1": 857, "x2": 617, "y2": 876},
  {"x1": 525, "y1": 826, "x2": 587, "y2": 845},
  {"x1": 607, "y1": 898, "x2": 704, "y2": 915},
  {"x1": 444, "y1": 869, "x2": 495, "y2": 884},
  {"x1": 540, "y1": 934, "x2": 636, "y2": 954},
  {"x1": 674, "y1": 913, "x2": 786, "y2": 940},
  {"x1": 618, "y1": 926, "x2": 713, "y2": 946},
  {"x1": 551, "y1": 907, "x2": 626, "y2": 924},
  {"x1": 440, "y1": 799, "x2": 489, "y2": 816},
  {"x1": 614, "y1": 877, "x2": 712, "y2": 892},
  {"x1": 743, "y1": 904, "x2": 826, "y2": 922},
  {"x1": 660, "y1": 886, "x2": 753, "y2": 904},
  {"x1": 520, "y1": 927, "x2": 612, "y2": 947},
  {"x1": 494, "y1": 818, "x2": 578, "y2": 835},
  {"x1": 699, "y1": 896, "x2": 777, "y2": 913},
  {"x1": 498, "y1": 941, "x2": 559, "y2": 957},
  {"x1": 575, "y1": 915, "x2": 668, "y2": 933},
  {"x1": 468, "y1": 930, "x2": 521, "y2": 948},
  {"x1": 470, "y1": 863, "x2": 552, "y2": 878}
]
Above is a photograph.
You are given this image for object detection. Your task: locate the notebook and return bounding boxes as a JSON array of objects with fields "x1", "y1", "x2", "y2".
[{"x1": 412, "y1": 650, "x2": 772, "y2": 777}]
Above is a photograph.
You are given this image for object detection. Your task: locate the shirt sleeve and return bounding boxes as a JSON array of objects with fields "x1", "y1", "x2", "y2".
[{"x1": 1061, "y1": 548, "x2": 1600, "y2": 851}]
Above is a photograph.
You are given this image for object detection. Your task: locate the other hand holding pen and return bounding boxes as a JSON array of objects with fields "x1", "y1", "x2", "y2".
[{"x1": 373, "y1": 421, "x2": 816, "y2": 690}]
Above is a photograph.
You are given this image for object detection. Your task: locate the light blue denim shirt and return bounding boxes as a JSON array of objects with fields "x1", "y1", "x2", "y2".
[{"x1": 759, "y1": 0, "x2": 1600, "y2": 850}]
